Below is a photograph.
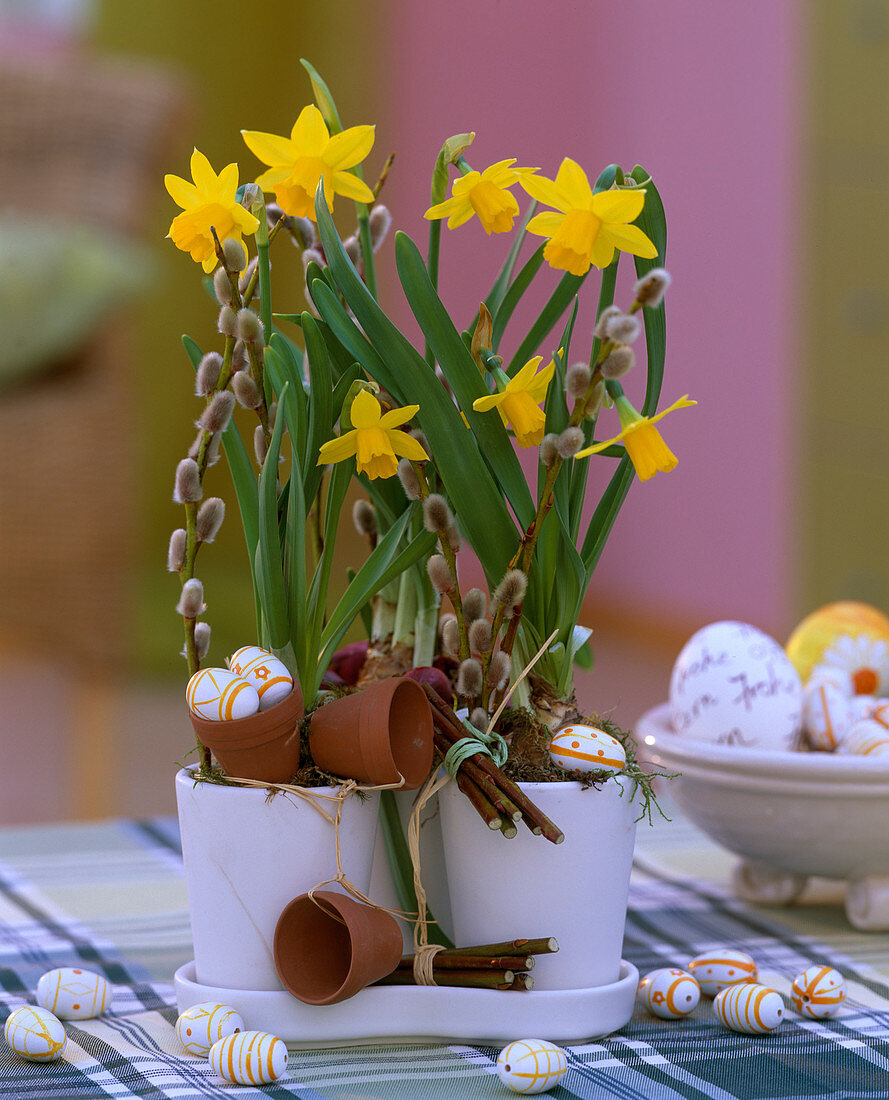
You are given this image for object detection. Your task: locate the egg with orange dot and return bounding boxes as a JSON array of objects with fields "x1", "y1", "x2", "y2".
[
  {"x1": 186, "y1": 667, "x2": 260, "y2": 722},
  {"x1": 637, "y1": 968, "x2": 700, "y2": 1019},
  {"x1": 791, "y1": 965, "x2": 846, "y2": 1018},
  {"x1": 496, "y1": 1038, "x2": 568, "y2": 1094},
  {"x1": 687, "y1": 948, "x2": 757, "y2": 997},
  {"x1": 549, "y1": 724, "x2": 626, "y2": 775},
  {"x1": 176, "y1": 1001, "x2": 244, "y2": 1057},
  {"x1": 228, "y1": 646, "x2": 293, "y2": 711},
  {"x1": 36, "y1": 967, "x2": 112, "y2": 1020}
]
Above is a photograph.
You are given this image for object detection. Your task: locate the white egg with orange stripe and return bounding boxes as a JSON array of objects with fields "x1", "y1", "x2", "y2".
[
  {"x1": 791, "y1": 965, "x2": 846, "y2": 1018},
  {"x1": 687, "y1": 948, "x2": 757, "y2": 997},
  {"x1": 186, "y1": 667, "x2": 260, "y2": 722},
  {"x1": 176, "y1": 1001, "x2": 244, "y2": 1057},
  {"x1": 228, "y1": 646, "x2": 293, "y2": 711},
  {"x1": 36, "y1": 967, "x2": 111, "y2": 1020},
  {"x1": 803, "y1": 682, "x2": 851, "y2": 751},
  {"x1": 839, "y1": 719, "x2": 889, "y2": 757},
  {"x1": 806, "y1": 664, "x2": 853, "y2": 696},
  {"x1": 636, "y1": 967, "x2": 700, "y2": 1019},
  {"x1": 209, "y1": 1030, "x2": 287, "y2": 1085},
  {"x1": 4, "y1": 1005, "x2": 66, "y2": 1062},
  {"x1": 496, "y1": 1038, "x2": 568, "y2": 1095},
  {"x1": 870, "y1": 698, "x2": 889, "y2": 727},
  {"x1": 713, "y1": 982, "x2": 784, "y2": 1033},
  {"x1": 549, "y1": 724, "x2": 626, "y2": 775}
]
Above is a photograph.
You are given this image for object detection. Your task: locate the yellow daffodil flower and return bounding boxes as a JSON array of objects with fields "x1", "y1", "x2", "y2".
[
  {"x1": 472, "y1": 356, "x2": 555, "y2": 447},
  {"x1": 242, "y1": 105, "x2": 375, "y2": 220},
  {"x1": 317, "y1": 389, "x2": 428, "y2": 479},
  {"x1": 424, "y1": 159, "x2": 536, "y2": 234},
  {"x1": 575, "y1": 394, "x2": 696, "y2": 481},
  {"x1": 165, "y1": 149, "x2": 259, "y2": 273},
  {"x1": 520, "y1": 159, "x2": 657, "y2": 275}
]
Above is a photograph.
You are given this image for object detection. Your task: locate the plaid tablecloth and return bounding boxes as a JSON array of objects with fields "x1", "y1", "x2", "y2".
[{"x1": 1, "y1": 805, "x2": 888, "y2": 1099}]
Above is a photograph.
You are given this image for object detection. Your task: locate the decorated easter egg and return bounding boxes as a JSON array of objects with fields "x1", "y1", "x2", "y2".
[
  {"x1": 713, "y1": 982, "x2": 784, "y2": 1033},
  {"x1": 870, "y1": 699, "x2": 889, "y2": 727},
  {"x1": 4, "y1": 1005, "x2": 66, "y2": 1062},
  {"x1": 791, "y1": 965, "x2": 846, "y2": 1018},
  {"x1": 549, "y1": 724, "x2": 626, "y2": 774},
  {"x1": 228, "y1": 646, "x2": 293, "y2": 711},
  {"x1": 847, "y1": 695, "x2": 877, "y2": 722},
  {"x1": 36, "y1": 967, "x2": 112, "y2": 1020},
  {"x1": 670, "y1": 622, "x2": 803, "y2": 749},
  {"x1": 786, "y1": 602, "x2": 889, "y2": 693},
  {"x1": 176, "y1": 1001, "x2": 244, "y2": 1057},
  {"x1": 636, "y1": 968, "x2": 700, "y2": 1019},
  {"x1": 806, "y1": 664, "x2": 853, "y2": 696},
  {"x1": 687, "y1": 948, "x2": 757, "y2": 996},
  {"x1": 838, "y1": 719, "x2": 889, "y2": 757},
  {"x1": 186, "y1": 667, "x2": 260, "y2": 722},
  {"x1": 209, "y1": 1030, "x2": 287, "y2": 1085},
  {"x1": 803, "y1": 683, "x2": 853, "y2": 751},
  {"x1": 496, "y1": 1038, "x2": 568, "y2": 1094}
]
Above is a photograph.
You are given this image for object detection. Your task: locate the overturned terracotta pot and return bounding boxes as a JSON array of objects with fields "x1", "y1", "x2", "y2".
[
  {"x1": 273, "y1": 890, "x2": 403, "y2": 1005},
  {"x1": 190, "y1": 682, "x2": 303, "y2": 783},
  {"x1": 308, "y1": 676, "x2": 433, "y2": 789}
]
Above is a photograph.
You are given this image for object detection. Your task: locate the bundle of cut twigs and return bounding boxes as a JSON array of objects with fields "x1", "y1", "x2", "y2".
[{"x1": 376, "y1": 937, "x2": 559, "y2": 990}]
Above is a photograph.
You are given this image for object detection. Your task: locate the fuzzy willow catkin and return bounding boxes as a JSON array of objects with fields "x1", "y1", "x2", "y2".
[
  {"x1": 173, "y1": 458, "x2": 202, "y2": 503},
  {"x1": 462, "y1": 587, "x2": 487, "y2": 623},
  {"x1": 176, "y1": 578, "x2": 205, "y2": 618}
]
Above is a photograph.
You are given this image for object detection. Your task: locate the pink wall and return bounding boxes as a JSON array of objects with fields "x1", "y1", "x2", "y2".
[{"x1": 381, "y1": 0, "x2": 801, "y2": 638}]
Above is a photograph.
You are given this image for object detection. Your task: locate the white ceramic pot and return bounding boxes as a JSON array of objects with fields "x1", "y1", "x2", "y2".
[
  {"x1": 175, "y1": 767, "x2": 380, "y2": 991},
  {"x1": 439, "y1": 778, "x2": 638, "y2": 991}
]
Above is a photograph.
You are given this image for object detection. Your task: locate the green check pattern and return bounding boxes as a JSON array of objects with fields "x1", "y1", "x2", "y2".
[{"x1": 0, "y1": 808, "x2": 887, "y2": 1099}]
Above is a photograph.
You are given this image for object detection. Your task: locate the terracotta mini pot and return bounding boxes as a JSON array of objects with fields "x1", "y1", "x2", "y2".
[
  {"x1": 190, "y1": 681, "x2": 304, "y2": 783},
  {"x1": 273, "y1": 890, "x2": 403, "y2": 1005},
  {"x1": 308, "y1": 677, "x2": 433, "y2": 789}
]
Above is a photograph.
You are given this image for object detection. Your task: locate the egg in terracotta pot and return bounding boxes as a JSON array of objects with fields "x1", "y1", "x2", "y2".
[
  {"x1": 186, "y1": 667, "x2": 260, "y2": 722},
  {"x1": 786, "y1": 601, "x2": 889, "y2": 694},
  {"x1": 669, "y1": 621, "x2": 803, "y2": 749},
  {"x1": 549, "y1": 724, "x2": 626, "y2": 774},
  {"x1": 228, "y1": 646, "x2": 293, "y2": 711}
]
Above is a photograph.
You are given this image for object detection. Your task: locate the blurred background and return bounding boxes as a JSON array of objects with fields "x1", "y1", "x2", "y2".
[{"x1": 0, "y1": 0, "x2": 881, "y2": 822}]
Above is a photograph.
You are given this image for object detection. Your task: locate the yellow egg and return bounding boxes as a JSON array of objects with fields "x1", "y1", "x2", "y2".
[
  {"x1": 4, "y1": 1005, "x2": 66, "y2": 1062},
  {"x1": 209, "y1": 1030, "x2": 287, "y2": 1085},
  {"x1": 186, "y1": 667, "x2": 260, "y2": 722},
  {"x1": 176, "y1": 1001, "x2": 244, "y2": 1057},
  {"x1": 786, "y1": 602, "x2": 889, "y2": 691},
  {"x1": 228, "y1": 646, "x2": 293, "y2": 711},
  {"x1": 36, "y1": 967, "x2": 112, "y2": 1020},
  {"x1": 496, "y1": 1039, "x2": 568, "y2": 1094},
  {"x1": 549, "y1": 724, "x2": 626, "y2": 775}
]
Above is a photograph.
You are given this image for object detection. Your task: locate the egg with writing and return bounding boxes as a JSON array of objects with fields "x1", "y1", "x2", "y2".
[
  {"x1": 549, "y1": 724, "x2": 626, "y2": 775},
  {"x1": 636, "y1": 968, "x2": 700, "y2": 1018},
  {"x1": 496, "y1": 1038, "x2": 568, "y2": 1094},
  {"x1": 4, "y1": 1005, "x2": 66, "y2": 1062},
  {"x1": 670, "y1": 622, "x2": 803, "y2": 749},
  {"x1": 209, "y1": 1030, "x2": 287, "y2": 1085},
  {"x1": 228, "y1": 646, "x2": 293, "y2": 711},
  {"x1": 36, "y1": 967, "x2": 111, "y2": 1019},
  {"x1": 791, "y1": 965, "x2": 846, "y2": 1018},
  {"x1": 186, "y1": 667, "x2": 260, "y2": 722},
  {"x1": 687, "y1": 948, "x2": 757, "y2": 996},
  {"x1": 713, "y1": 982, "x2": 784, "y2": 1033},
  {"x1": 176, "y1": 1001, "x2": 244, "y2": 1057}
]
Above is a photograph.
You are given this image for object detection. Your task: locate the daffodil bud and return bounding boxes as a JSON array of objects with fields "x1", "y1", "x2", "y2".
[
  {"x1": 488, "y1": 650, "x2": 511, "y2": 688},
  {"x1": 441, "y1": 616, "x2": 460, "y2": 655},
  {"x1": 240, "y1": 182, "x2": 262, "y2": 211},
  {"x1": 468, "y1": 618, "x2": 492, "y2": 653},
  {"x1": 352, "y1": 499, "x2": 377, "y2": 536},
  {"x1": 236, "y1": 308, "x2": 264, "y2": 346},
  {"x1": 605, "y1": 312, "x2": 641, "y2": 345},
  {"x1": 600, "y1": 346, "x2": 635, "y2": 379},
  {"x1": 222, "y1": 238, "x2": 247, "y2": 273},
  {"x1": 194, "y1": 621, "x2": 211, "y2": 660},
  {"x1": 167, "y1": 528, "x2": 186, "y2": 572},
  {"x1": 196, "y1": 497, "x2": 225, "y2": 542},
  {"x1": 463, "y1": 588, "x2": 487, "y2": 623},
  {"x1": 343, "y1": 235, "x2": 361, "y2": 265},
  {"x1": 174, "y1": 458, "x2": 202, "y2": 503},
  {"x1": 254, "y1": 425, "x2": 268, "y2": 465},
  {"x1": 239, "y1": 257, "x2": 259, "y2": 299},
  {"x1": 198, "y1": 391, "x2": 235, "y2": 434},
  {"x1": 397, "y1": 458, "x2": 421, "y2": 500},
  {"x1": 470, "y1": 707, "x2": 489, "y2": 732},
  {"x1": 556, "y1": 427, "x2": 585, "y2": 459},
  {"x1": 457, "y1": 658, "x2": 483, "y2": 697},
  {"x1": 427, "y1": 554, "x2": 454, "y2": 595},
  {"x1": 423, "y1": 493, "x2": 453, "y2": 535},
  {"x1": 213, "y1": 267, "x2": 233, "y2": 306},
  {"x1": 232, "y1": 371, "x2": 262, "y2": 409},
  {"x1": 634, "y1": 267, "x2": 671, "y2": 308},
  {"x1": 566, "y1": 362, "x2": 592, "y2": 400},
  {"x1": 493, "y1": 569, "x2": 526, "y2": 613},
  {"x1": 540, "y1": 433, "x2": 559, "y2": 468},
  {"x1": 195, "y1": 352, "x2": 222, "y2": 396},
  {"x1": 217, "y1": 305, "x2": 238, "y2": 337},
  {"x1": 471, "y1": 303, "x2": 495, "y2": 370},
  {"x1": 369, "y1": 205, "x2": 392, "y2": 251},
  {"x1": 176, "y1": 578, "x2": 206, "y2": 619},
  {"x1": 594, "y1": 304, "x2": 622, "y2": 340}
]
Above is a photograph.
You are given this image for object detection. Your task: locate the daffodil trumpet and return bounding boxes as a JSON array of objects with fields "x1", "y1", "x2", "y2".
[{"x1": 472, "y1": 356, "x2": 555, "y2": 448}]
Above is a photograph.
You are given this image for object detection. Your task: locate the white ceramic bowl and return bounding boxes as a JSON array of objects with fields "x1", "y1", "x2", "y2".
[{"x1": 636, "y1": 703, "x2": 889, "y2": 931}]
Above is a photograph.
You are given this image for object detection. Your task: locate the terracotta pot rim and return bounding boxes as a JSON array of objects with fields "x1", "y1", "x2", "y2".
[{"x1": 189, "y1": 682, "x2": 304, "y2": 748}]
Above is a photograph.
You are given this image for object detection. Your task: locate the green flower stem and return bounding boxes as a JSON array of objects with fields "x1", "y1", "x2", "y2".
[
  {"x1": 424, "y1": 218, "x2": 442, "y2": 367},
  {"x1": 357, "y1": 206, "x2": 377, "y2": 301},
  {"x1": 242, "y1": 218, "x2": 284, "y2": 305},
  {"x1": 255, "y1": 199, "x2": 274, "y2": 353},
  {"x1": 392, "y1": 568, "x2": 417, "y2": 649}
]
